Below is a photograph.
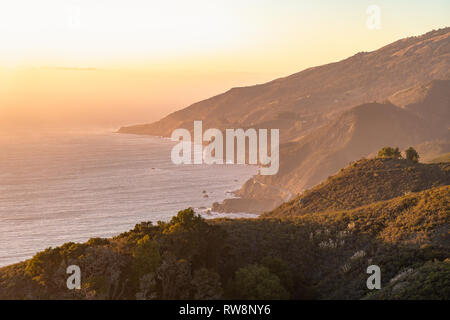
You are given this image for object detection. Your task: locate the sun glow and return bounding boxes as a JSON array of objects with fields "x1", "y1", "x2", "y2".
[
  {"x1": 0, "y1": 1, "x2": 243, "y2": 68},
  {"x1": 0, "y1": 1, "x2": 449, "y2": 129}
]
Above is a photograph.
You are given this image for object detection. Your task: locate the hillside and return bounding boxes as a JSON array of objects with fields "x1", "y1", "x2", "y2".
[
  {"x1": 1, "y1": 185, "x2": 448, "y2": 300},
  {"x1": 215, "y1": 79, "x2": 450, "y2": 213},
  {"x1": 119, "y1": 28, "x2": 450, "y2": 144},
  {"x1": 1, "y1": 146, "x2": 448, "y2": 300},
  {"x1": 389, "y1": 79, "x2": 450, "y2": 130},
  {"x1": 429, "y1": 153, "x2": 450, "y2": 163},
  {"x1": 414, "y1": 140, "x2": 450, "y2": 163},
  {"x1": 119, "y1": 29, "x2": 450, "y2": 214},
  {"x1": 2, "y1": 28, "x2": 449, "y2": 300},
  {"x1": 265, "y1": 158, "x2": 450, "y2": 218}
]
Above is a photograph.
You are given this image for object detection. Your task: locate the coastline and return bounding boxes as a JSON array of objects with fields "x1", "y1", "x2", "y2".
[
  {"x1": 0, "y1": 131, "x2": 258, "y2": 267},
  {"x1": 116, "y1": 129, "x2": 284, "y2": 214}
]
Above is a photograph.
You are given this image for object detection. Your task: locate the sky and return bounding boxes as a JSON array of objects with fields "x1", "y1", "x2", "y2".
[{"x1": 0, "y1": 0, "x2": 449, "y2": 129}]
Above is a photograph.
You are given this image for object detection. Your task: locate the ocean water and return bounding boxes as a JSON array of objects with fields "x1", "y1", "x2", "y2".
[{"x1": 0, "y1": 130, "x2": 258, "y2": 267}]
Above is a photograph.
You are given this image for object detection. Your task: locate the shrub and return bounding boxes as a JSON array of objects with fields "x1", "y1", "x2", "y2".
[
  {"x1": 231, "y1": 264, "x2": 290, "y2": 299},
  {"x1": 377, "y1": 147, "x2": 401, "y2": 159},
  {"x1": 405, "y1": 147, "x2": 419, "y2": 163}
]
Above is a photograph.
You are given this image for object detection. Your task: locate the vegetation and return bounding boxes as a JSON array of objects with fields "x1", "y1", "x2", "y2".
[
  {"x1": 365, "y1": 260, "x2": 450, "y2": 300},
  {"x1": 405, "y1": 147, "x2": 419, "y2": 163},
  {"x1": 0, "y1": 157, "x2": 448, "y2": 300},
  {"x1": 266, "y1": 158, "x2": 449, "y2": 218},
  {"x1": 230, "y1": 264, "x2": 289, "y2": 299},
  {"x1": 377, "y1": 147, "x2": 402, "y2": 159}
]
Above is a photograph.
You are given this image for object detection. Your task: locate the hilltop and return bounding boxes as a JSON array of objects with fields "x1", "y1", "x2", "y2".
[{"x1": 265, "y1": 158, "x2": 450, "y2": 218}]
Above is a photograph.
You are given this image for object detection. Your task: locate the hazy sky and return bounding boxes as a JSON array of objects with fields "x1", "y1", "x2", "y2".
[{"x1": 0, "y1": 0, "x2": 449, "y2": 129}]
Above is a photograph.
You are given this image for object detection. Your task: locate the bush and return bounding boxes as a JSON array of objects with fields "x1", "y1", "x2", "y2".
[
  {"x1": 405, "y1": 147, "x2": 419, "y2": 163},
  {"x1": 377, "y1": 147, "x2": 401, "y2": 159},
  {"x1": 231, "y1": 264, "x2": 290, "y2": 299},
  {"x1": 132, "y1": 235, "x2": 161, "y2": 278}
]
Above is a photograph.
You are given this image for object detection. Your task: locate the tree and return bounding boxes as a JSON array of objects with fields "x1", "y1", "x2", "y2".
[
  {"x1": 159, "y1": 208, "x2": 226, "y2": 269},
  {"x1": 25, "y1": 247, "x2": 63, "y2": 287},
  {"x1": 135, "y1": 273, "x2": 158, "y2": 300},
  {"x1": 156, "y1": 252, "x2": 191, "y2": 299},
  {"x1": 232, "y1": 264, "x2": 290, "y2": 299},
  {"x1": 132, "y1": 235, "x2": 162, "y2": 278},
  {"x1": 161, "y1": 208, "x2": 206, "y2": 234},
  {"x1": 261, "y1": 256, "x2": 293, "y2": 291},
  {"x1": 377, "y1": 147, "x2": 401, "y2": 159},
  {"x1": 77, "y1": 246, "x2": 129, "y2": 299},
  {"x1": 405, "y1": 147, "x2": 419, "y2": 163},
  {"x1": 191, "y1": 268, "x2": 223, "y2": 299}
]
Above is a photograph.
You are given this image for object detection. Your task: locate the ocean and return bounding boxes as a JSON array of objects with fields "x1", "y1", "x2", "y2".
[{"x1": 0, "y1": 130, "x2": 258, "y2": 267}]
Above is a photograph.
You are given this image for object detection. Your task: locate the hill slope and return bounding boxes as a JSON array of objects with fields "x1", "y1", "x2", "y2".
[
  {"x1": 119, "y1": 28, "x2": 450, "y2": 144},
  {"x1": 119, "y1": 29, "x2": 450, "y2": 214},
  {"x1": 218, "y1": 79, "x2": 450, "y2": 213},
  {"x1": 413, "y1": 140, "x2": 450, "y2": 163},
  {"x1": 429, "y1": 152, "x2": 450, "y2": 163},
  {"x1": 1, "y1": 185, "x2": 448, "y2": 299},
  {"x1": 265, "y1": 158, "x2": 450, "y2": 218}
]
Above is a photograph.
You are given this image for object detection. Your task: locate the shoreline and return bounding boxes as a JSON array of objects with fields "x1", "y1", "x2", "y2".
[
  {"x1": 0, "y1": 131, "x2": 258, "y2": 267},
  {"x1": 116, "y1": 130, "x2": 272, "y2": 214}
]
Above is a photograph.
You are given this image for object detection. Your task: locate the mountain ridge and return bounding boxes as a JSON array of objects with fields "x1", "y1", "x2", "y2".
[
  {"x1": 119, "y1": 28, "x2": 450, "y2": 213},
  {"x1": 213, "y1": 79, "x2": 450, "y2": 213},
  {"x1": 119, "y1": 27, "x2": 450, "y2": 143}
]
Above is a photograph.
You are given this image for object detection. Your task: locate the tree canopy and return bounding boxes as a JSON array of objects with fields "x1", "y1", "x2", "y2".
[
  {"x1": 405, "y1": 147, "x2": 419, "y2": 163},
  {"x1": 377, "y1": 147, "x2": 402, "y2": 159}
]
